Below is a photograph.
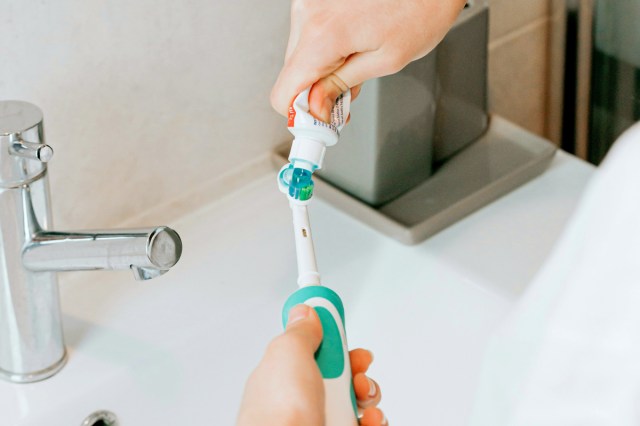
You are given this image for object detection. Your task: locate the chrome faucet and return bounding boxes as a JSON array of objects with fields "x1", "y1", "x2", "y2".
[{"x1": 0, "y1": 100, "x2": 183, "y2": 383}]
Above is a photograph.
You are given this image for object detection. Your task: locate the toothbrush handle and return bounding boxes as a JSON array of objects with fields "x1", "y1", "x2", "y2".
[{"x1": 283, "y1": 286, "x2": 359, "y2": 426}]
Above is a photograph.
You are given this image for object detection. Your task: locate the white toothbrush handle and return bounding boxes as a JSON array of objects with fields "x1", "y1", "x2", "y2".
[
  {"x1": 290, "y1": 203, "x2": 321, "y2": 286},
  {"x1": 283, "y1": 286, "x2": 359, "y2": 426}
]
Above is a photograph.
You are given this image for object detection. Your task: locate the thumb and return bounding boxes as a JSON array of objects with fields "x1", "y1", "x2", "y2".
[
  {"x1": 237, "y1": 305, "x2": 325, "y2": 425},
  {"x1": 282, "y1": 304, "x2": 323, "y2": 355},
  {"x1": 309, "y1": 50, "x2": 400, "y2": 122},
  {"x1": 308, "y1": 74, "x2": 349, "y2": 123}
]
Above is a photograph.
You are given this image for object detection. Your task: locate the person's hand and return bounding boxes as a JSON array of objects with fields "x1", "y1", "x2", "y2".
[
  {"x1": 271, "y1": 0, "x2": 467, "y2": 122},
  {"x1": 237, "y1": 304, "x2": 387, "y2": 425}
]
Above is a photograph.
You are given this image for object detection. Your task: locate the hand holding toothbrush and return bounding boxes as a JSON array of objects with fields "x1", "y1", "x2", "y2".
[
  {"x1": 277, "y1": 86, "x2": 360, "y2": 424},
  {"x1": 236, "y1": 304, "x2": 387, "y2": 426}
]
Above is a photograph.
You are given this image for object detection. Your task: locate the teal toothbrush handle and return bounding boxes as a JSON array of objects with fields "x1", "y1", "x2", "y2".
[{"x1": 283, "y1": 286, "x2": 359, "y2": 426}]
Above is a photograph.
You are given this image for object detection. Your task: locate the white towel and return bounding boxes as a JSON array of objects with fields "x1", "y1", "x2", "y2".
[{"x1": 471, "y1": 122, "x2": 640, "y2": 425}]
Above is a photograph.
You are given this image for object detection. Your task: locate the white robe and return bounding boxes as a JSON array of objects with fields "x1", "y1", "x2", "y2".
[{"x1": 471, "y1": 122, "x2": 640, "y2": 425}]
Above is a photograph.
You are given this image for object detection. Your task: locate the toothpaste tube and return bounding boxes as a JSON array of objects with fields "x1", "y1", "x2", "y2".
[{"x1": 287, "y1": 87, "x2": 351, "y2": 172}]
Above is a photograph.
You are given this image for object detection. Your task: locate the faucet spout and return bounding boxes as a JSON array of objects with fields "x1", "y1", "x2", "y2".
[
  {"x1": 22, "y1": 227, "x2": 182, "y2": 279},
  {"x1": 0, "y1": 100, "x2": 184, "y2": 383}
]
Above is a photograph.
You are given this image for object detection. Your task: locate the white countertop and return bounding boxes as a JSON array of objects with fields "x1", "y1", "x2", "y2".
[{"x1": 2, "y1": 151, "x2": 594, "y2": 426}]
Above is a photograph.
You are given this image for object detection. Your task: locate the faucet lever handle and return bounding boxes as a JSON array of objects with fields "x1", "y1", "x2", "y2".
[{"x1": 10, "y1": 138, "x2": 54, "y2": 163}]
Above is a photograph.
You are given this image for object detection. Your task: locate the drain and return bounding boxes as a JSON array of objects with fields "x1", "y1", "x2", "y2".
[{"x1": 81, "y1": 410, "x2": 118, "y2": 426}]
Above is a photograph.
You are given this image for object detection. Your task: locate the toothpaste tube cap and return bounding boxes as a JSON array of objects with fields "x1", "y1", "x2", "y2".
[{"x1": 289, "y1": 136, "x2": 326, "y2": 171}]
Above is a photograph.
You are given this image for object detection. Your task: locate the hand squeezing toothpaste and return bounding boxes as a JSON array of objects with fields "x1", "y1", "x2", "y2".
[{"x1": 270, "y1": 0, "x2": 468, "y2": 122}]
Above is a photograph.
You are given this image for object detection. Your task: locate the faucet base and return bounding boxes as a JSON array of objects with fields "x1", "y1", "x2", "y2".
[
  {"x1": 274, "y1": 115, "x2": 558, "y2": 244},
  {"x1": 0, "y1": 349, "x2": 67, "y2": 384}
]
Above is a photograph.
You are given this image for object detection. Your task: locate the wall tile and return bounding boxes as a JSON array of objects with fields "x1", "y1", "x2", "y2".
[
  {"x1": 1, "y1": 0, "x2": 292, "y2": 229},
  {"x1": 488, "y1": 0, "x2": 550, "y2": 42},
  {"x1": 488, "y1": 20, "x2": 550, "y2": 136},
  {"x1": 1, "y1": 0, "x2": 563, "y2": 231},
  {"x1": 547, "y1": 5, "x2": 567, "y2": 144}
]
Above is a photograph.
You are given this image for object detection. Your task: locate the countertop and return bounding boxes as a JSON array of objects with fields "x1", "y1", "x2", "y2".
[{"x1": 2, "y1": 151, "x2": 594, "y2": 425}]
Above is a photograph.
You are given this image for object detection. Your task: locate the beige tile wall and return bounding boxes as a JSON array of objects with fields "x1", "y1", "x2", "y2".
[
  {"x1": 1, "y1": 1, "x2": 292, "y2": 230},
  {"x1": 488, "y1": 0, "x2": 565, "y2": 144},
  {"x1": 1, "y1": 1, "x2": 566, "y2": 232}
]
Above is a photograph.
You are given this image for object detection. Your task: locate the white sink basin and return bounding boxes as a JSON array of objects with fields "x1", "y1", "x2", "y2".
[{"x1": 1, "y1": 152, "x2": 593, "y2": 425}]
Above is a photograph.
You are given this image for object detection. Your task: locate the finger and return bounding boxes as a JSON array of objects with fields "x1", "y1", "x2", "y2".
[
  {"x1": 309, "y1": 82, "x2": 361, "y2": 124},
  {"x1": 283, "y1": 2, "x2": 304, "y2": 62},
  {"x1": 353, "y1": 373, "x2": 381, "y2": 408},
  {"x1": 284, "y1": 33, "x2": 299, "y2": 64},
  {"x1": 280, "y1": 304, "x2": 323, "y2": 354},
  {"x1": 271, "y1": 37, "x2": 349, "y2": 116},
  {"x1": 308, "y1": 74, "x2": 350, "y2": 122},
  {"x1": 360, "y1": 407, "x2": 388, "y2": 426},
  {"x1": 349, "y1": 349, "x2": 374, "y2": 375},
  {"x1": 351, "y1": 84, "x2": 362, "y2": 101},
  {"x1": 307, "y1": 49, "x2": 401, "y2": 121},
  {"x1": 238, "y1": 304, "x2": 324, "y2": 426},
  {"x1": 333, "y1": 49, "x2": 404, "y2": 91}
]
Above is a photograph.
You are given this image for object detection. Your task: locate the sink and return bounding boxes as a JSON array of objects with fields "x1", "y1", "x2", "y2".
[{"x1": 0, "y1": 152, "x2": 593, "y2": 425}]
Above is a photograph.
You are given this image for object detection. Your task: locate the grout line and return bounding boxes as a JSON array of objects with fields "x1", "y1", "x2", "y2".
[
  {"x1": 575, "y1": 0, "x2": 593, "y2": 160},
  {"x1": 115, "y1": 152, "x2": 275, "y2": 227},
  {"x1": 489, "y1": 16, "x2": 550, "y2": 51},
  {"x1": 543, "y1": 0, "x2": 568, "y2": 145}
]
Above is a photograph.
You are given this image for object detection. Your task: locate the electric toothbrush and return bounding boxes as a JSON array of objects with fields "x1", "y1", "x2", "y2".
[{"x1": 278, "y1": 88, "x2": 359, "y2": 426}]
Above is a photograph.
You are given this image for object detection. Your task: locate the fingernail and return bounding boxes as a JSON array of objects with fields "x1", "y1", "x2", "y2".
[
  {"x1": 287, "y1": 304, "x2": 309, "y2": 326},
  {"x1": 381, "y1": 413, "x2": 388, "y2": 426},
  {"x1": 366, "y1": 376, "x2": 377, "y2": 398},
  {"x1": 367, "y1": 350, "x2": 374, "y2": 363}
]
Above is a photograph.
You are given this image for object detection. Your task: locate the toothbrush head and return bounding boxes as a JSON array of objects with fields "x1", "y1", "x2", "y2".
[
  {"x1": 290, "y1": 167, "x2": 314, "y2": 201},
  {"x1": 278, "y1": 164, "x2": 314, "y2": 202}
]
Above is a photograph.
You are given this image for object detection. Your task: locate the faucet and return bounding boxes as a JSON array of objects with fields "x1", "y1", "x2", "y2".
[{"x1": 0, "y1": 100, "x2": 183, "y2": 383}]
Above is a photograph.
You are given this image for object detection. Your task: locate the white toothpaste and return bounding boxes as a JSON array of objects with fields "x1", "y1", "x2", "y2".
[{"x1": 287, "y1": 87, "x2": 351, "y2": 172}]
